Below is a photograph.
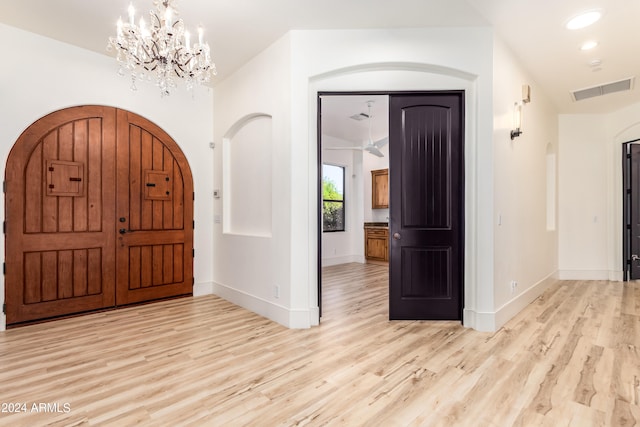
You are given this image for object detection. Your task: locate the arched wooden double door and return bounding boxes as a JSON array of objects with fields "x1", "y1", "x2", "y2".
[{"x1": 5, "y1": 106, "x2": 194, "y2": 325}]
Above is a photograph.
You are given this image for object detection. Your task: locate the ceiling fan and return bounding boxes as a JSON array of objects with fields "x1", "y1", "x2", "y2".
[{"x1": 326, "y1": 101, "x2": 388, "y2": 157}]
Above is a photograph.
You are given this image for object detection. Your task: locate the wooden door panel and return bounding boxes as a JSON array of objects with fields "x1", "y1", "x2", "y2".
[
  {"x1": 22, "y1": 248, "x2": 105, "y2": 303},
  {"x1": 389, "y1": 92, "x2": 464, "y2": 321},
  {"x1": 127, "y1": 243, "x2": 185, "y2": 287},
  {"x1": 400, "y1": 106, "x2": 451, "y2": 230},
  {"x1": 24, "y1": 118, "x2": 105, "y2": 234},
  {"x1": 400, "y1": 247, "x2": 451, "y2": 298},
  {"x1": 116, "y1": 110, "x2": 193, "y2": 306},
  {"x1": 5, "y1": 107, "x2": 116, "y2": 325}
]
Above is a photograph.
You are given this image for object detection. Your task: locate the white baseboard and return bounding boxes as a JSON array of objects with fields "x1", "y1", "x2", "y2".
[
  {"x1": 557, "y1": 270, "x2": 622, "y2": 281},
  {"x1": 0, "y1": 281, "x2": 312, "y2": 332},
  {"x1": 464, "y1": 271, "x2": 558, "y2": 333},
  {"x1": 321, "y1": 255, "x2": 365, "y2": 267},
  {"x1": 463, "y1": 309, "x2": 496, "y2": 333},
  {"x1": 212, "y1": 281, "x2": 312, "y2": 329},
  {"x1": 309, "y1": 306, "x2": 320, "y2": 326},
  {"x1": 494, "y1": 272, "x2": 557, "y2": 330},
  {"x1": 193, "y1": 281, "x2": 214, "y2": 296}
]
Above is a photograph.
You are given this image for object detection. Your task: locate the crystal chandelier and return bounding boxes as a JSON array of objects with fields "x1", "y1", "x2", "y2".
[{"x1": 107, "y1": 0, "x2": 216, "y2": 96}]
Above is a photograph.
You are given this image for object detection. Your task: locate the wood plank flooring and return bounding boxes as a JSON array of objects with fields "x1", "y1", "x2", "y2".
[{"x1": 0, "y1": 263, "x2": 639, "y2": 426}]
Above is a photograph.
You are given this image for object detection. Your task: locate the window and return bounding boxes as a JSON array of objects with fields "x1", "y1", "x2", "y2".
[{"x1": 322, "y1": 164, "x2": 345, "y2": 232}]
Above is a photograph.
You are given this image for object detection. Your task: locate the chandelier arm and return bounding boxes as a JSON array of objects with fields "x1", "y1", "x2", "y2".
[
  {"x1": 137, "y1": 43, "x2": 154, "y2": 64},
  {"x1": 120, "y1": 46, "x2": 145, "y2": 67},
  {"x1": 149, "y1": 38, "x2": 161, "y2": 60},
  {"x1": 151, "y1": 12, "x2": 161, "y2": 28}
]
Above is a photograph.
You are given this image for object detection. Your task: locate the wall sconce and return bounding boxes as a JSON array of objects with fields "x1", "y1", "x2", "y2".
[
  {"x1": 510, "y1": 84, "x2": 531, "y2": 140},
  {"x1": 510, "y1": 102, "x2": 523, "y2": 140}
]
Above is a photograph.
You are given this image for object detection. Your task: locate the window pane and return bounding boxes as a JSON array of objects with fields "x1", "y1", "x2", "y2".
[
  {"x1": 323, "y1": 164, "x2": 344, "y2": 201},
  {"x1": 322, "y1": 164, "x2": 345, "y2": 232},
  {"x1": 323, "y1": 201, "x2": 344, "y2": 231}
]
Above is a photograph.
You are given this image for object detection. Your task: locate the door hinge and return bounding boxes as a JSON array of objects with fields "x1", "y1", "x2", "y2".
[
  {"x1": 2, "y1": 181, "x2": 5, "y2": 193},
  {"x1": 2, "y1": 262, "x2": 5, "y2": 275},
  {"x1": 193, "y1": 192, "x2": 195, "y2": 201},
  {"x1": 2, "y1": 303, "x2": 5, "y2": 314},
  {"x1": 193, "y1": 220, "x2": 195, "y2": 229},
  {"x1": 2, "y1": 221, "x2": 5, "y2": 234},
  {"x1": 192, "y1": 249, "x2": 195, "y2": 258},
  {"x1": 192, "y1": 277, "x2": 195, "y2": 286}
]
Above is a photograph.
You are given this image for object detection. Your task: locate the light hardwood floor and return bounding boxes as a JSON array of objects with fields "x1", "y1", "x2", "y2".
[{"x1": 0, "y1": 263, "x2": 639, "y2": 426}]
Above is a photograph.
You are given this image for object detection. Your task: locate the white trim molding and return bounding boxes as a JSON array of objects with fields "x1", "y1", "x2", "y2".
[
  {"x1": 557, "y1": 270, "x2": 621, "y2": 281},
  {"x1": 212, "y1": 281, "x2": 312, "y2": 329},
  {"x1": 321, "y1": 255, "x2": 365, "y2": 267},
  {"x1": 465, "y1": 271, "x2": 558, "y2": 332}
]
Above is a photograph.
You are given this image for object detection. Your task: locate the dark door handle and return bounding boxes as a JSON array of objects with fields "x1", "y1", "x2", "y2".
[
  {"x1": 119, "y1": 228, "x2": 127, "y2": 234},
  {"x1": 393, "y1": 232, "x2": 401, "y2": 240}
]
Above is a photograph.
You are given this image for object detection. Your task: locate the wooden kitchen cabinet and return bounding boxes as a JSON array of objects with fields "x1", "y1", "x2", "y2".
[
  {"x1": 364, "y1": 226, "x2": 389, "y2": 262},
  {"x1": 371, "y1": 168, "x2": 389, "y2": 209}
]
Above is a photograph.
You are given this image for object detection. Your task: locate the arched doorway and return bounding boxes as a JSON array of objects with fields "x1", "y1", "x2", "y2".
[{"x1": 5, "y1": 106, "x2": 194, "y2": 325}]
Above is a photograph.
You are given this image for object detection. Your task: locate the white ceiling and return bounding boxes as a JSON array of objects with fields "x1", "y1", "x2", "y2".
[
  {"x1": 0, "y1": 0, "x2": 638, "y2": 121},
  {"x1": 321, "y1": 95, "x2": 389, "y2": 146},
  {"x1": 467, "y1": 0, "x2": 640, "y2": 115}
]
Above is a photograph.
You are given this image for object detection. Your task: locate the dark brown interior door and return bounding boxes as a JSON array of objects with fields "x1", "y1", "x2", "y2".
[
  {"x1": 629, "y1": 143, "x2": 640, "y2": 279},
  {"x1": 115, "y1": 110, "x2": 193, "y2": 305},
  {"x1": 5, "y1": 106, "x2": 117, "y2": 324},
  {"x1": 5, "y1": 106, "x2": 193, "y2": 325},
  {"x1": 388, "y1": 92, "x2": 464, "y2": 320}
]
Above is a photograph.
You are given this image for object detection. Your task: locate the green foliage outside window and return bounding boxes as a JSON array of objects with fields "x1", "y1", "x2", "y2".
[{"x1": 323, "y1": 165, "x2": 344, "y2": 232}]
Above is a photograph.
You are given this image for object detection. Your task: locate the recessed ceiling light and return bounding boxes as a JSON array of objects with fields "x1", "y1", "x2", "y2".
[
  {"x1": 581, "y1": 41, "x2": 599, "y2": 51},
  {"x1": 566, "y1": 10, "x2": 602, "y2": 30}
]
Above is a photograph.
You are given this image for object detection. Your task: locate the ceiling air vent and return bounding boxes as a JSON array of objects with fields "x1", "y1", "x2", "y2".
[
  {"x1": 349, "y1": 113, "x2": 370, "y2": 121},
  {"x1": 571, "y1": 77, "x2": 635, "y2": 102}
]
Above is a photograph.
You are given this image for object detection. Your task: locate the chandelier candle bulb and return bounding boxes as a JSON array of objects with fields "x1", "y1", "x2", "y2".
[
  {"x1": 165, "y1": 7, "x2": 172, "y2": 27},
  {"x1": 185, "y1": 31, "x2": 190, "y2": 51},
  {"x1": 128, "y1": 4, "x2": 135, "y2": 25},
  {"x1": 198, "y1": 27, "x2": 203, "y2": 45}
]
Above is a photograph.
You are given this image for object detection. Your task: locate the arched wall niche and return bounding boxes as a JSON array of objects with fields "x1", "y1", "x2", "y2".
[{"x1": 222, "y1": 113, "x2": 273, "y2": 237}]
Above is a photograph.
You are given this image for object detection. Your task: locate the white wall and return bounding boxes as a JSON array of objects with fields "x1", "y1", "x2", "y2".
[
  {"x1": 212, "y1": 27, "x2": 498, "y2": 330},
  {"x1": 289, "y1": 28, "x2": 496, "y2": 330},
  {"x1": 0, "y1": 23, "x2": 567, "y2": 333},
  {"x1": 224, "y1": 115, "x2": 273, "y2": 237},
  {"x1": 558, "y1": 115, "x2": 609, "y2": 279},
  {"x1": 0, "y1": 23, "x2": 214, "y2": 331},
  {"x1": 558, "y1": 101, "x2": 640, "y2": 281},
  {"x1": 212, "y1": 34, "x2": 296, "y2": 327},
  {"x1": 492, "y1": 38, "x2": 559, "y2": 328},
  {"x1": 321, "y1": 140, "x2": 364, "y2": 266}
]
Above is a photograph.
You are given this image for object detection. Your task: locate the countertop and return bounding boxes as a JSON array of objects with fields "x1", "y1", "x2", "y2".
[{"x1": 364, "y1": 222, "x2": 389, "y2": 229}]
